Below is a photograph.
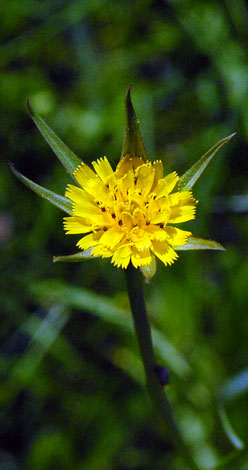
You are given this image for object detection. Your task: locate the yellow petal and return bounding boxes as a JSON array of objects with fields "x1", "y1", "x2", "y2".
[
  {"x1": 84, "y1": 177, "x2": 111, "y2": 203},
  {"x1": 99, "y1": 226, "x2": 124, "y2": 248},
  {"x1": 169, "y1": 206, "x2": 196, "y2": 223},
  {"x1": 67, "y1": 181, "x2": 114, "y2": 226},
  {"x1": 152, "y1": 160, "x2": 164, "y2": 182},
  {"x1": 165, "y1": 226, "x2": 191, "y2": 245},
  {"x1": 73, "y1": 208, "x2": 106, "y2": 227},
  {"x1": 91, "y1": 244, "x2": 113, "y2": 258},
  {"x1": 169, "y1": 191, "x2": 196, "y2": 223},
  {"x1": 63, "y1": 216, "x2": 91, "y2": 234},
  {"x1": 151, "y1": 240, "x2": 178, "y2": 266},
  {"x1": 111, "y1": 244, "x2": 132, "y2": 269},
  {"x1": 151, "y1": 210, "x2": 170, "y2": 225},
  {"x1": 115, "y1": 156, "x2": 133, "y2": 177},
  {"x1": 130, "y1": 227, "x2": 151, "y2": 250},
  {"x1": 170, "y1": 191, "x2": 195, "y2": 207},
  {"x1": 118, "y1": 169, "x2": 134, "y2": 195},
  {"x1": 133, "y1": 208, "x2": 146, "y2": 228},
  {"x1": 121, "y1": 212, "x2": 133, "y2": 230},
  {"x1": 131, "y1": 247, "x2": 152, "y2": 268},
  {"x1": 154, "y1": 171, "x2": 179, "y2": 198},
  {"x1": 92, "y1": 157, "x2": 114, "y2": 183},
  {"x1": 146, "y1": 198, "x2": 161, "y2": 220},
  {"x1": 135, "y1": 163, "x2": 154, "y2": 196},
  {"x1": 66, "y1": 185, "x2": 100, "y2": 213},
  {"x1": 77, "y1": 231, "x2": 103, "y2": 250},
  {"x1": 67, "y1": 189, "x2": 105, "y2": 224},
  {"x1": 146, "y1": 225, "x2": 168, "y2": 241},
  {"x1": 116, "y1": 156, "x2": 144, "y2": 178},
  {"x1": 74, "y1": 162, "x2": 96, "y2": 187}
]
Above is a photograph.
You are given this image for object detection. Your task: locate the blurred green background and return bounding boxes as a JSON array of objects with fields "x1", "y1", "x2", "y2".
[{"x1": 1, "y1": 1, "x2": 248, "y2": 469}]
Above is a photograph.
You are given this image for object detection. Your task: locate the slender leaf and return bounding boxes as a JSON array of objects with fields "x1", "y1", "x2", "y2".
[
  {"x1": 121, "y1": 85, "x2": 148, "y2": 160},
  {"x1": 218, "y1": 405, "x2": 245, "y2": 450},
  {"x1": 221, "y1": 368, "x2": 248, "y2": 402},
  {"x1": 11, "y1": 305, "x2": 69, "y2": 386},
  {"x1": 175, "y1": 236, "x2": 225, "y2": 251},
  {"x1": 11, "y1": 164, "x2": 73, "y2": 215},
  {"x1": 30, "y1": 280, "x2": 191, "y2": 379},
  {"x1": 178, "y1": 133, "x2": 236, "y2": 191},
  {"x1": 53, "y1": 249, "x2": 95, "y2": 263},
  {"x1": 27, "y1": 100, "x2": 82, "y2": 177}
]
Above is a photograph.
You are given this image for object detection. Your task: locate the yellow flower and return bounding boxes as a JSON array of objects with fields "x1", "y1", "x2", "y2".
[
  {"x1": 12, "y1": 88, "x2": 230, "y2": 276},
  {"x1": 64, "y1": 154, "x2": 196, "y2": 269}
]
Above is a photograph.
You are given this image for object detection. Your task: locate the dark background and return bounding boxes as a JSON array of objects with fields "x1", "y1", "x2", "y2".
[{"x1": 1, "y1": 1, "x2": 248, "y2": 469}]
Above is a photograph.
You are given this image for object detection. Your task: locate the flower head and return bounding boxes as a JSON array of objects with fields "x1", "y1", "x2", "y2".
[
  {"x1": 64, "y1": 155, "x2": 196, "y2": 269},
  {"x1": 12, "y1": 87, "x2": 231, "y2": 277}
]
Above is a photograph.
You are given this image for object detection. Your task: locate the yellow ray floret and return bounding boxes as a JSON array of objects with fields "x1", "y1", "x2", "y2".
[
  {"x1": 92, "y1": 157, "x2": 114, "y2": 183},
  {"x1": 64, "y1": 155, "x2": 197, "y2": 269}
]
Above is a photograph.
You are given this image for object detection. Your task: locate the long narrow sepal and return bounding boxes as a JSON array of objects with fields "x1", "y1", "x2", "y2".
[
  {"x1": 10, "y1": 164, "x2": 73, "y2": 215},
  {"x1": 53, "y1": 249, "x2": 95, "y2": 263},
  {"x1": 175, "y1": 236, "x2": 225, "y2": 251},
  {"x1": 121, "y1": 85, "x2": 148, "y2": 160},
  {"x1": 178, "y1": 133, "x2": 236, "y2": 191},
  {"x1": 27, "y1": 100, "x2": 82, "y2": 177}
]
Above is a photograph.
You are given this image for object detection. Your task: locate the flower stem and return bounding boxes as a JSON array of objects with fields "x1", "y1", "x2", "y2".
[{"x1": 125, "y1": 265, "x2": 198, "y2": 469}]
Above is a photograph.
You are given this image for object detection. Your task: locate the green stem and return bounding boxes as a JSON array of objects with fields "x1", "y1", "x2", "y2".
[{"x1": 125, "y1": 265, "x2": 198, "y2": 469}]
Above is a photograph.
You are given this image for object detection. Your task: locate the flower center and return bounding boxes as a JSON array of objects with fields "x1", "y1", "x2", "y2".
[{"x1": 99, "y1": 175, "x2": 171, "y2": 238}]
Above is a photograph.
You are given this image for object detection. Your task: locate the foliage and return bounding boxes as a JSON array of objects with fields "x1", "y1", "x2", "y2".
[{"x1": 1, "y1": 1, "x2": 248, "y2": 469}]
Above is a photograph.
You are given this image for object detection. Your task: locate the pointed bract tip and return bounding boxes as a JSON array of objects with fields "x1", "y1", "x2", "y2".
[
  {"x1": 125, "y1": 84, "x2": 136, "y2": 129},
  {"x1": 26, "y1": 99, "x2": 34, "y2": 116},
  {"x1": 8, "y1": 162, "x2": 18, "y2": 177},
  {"x1": 121, "y1": 85, "x2": 148, "y2": 160},
  {"x1": 125, "y1": 84, "x2": 134, "y2": 101},
  {"x1": 218, "y1": 245, "x2": 226, "y2": 252},
  {"x1": 8, "y1": 162, "x2": 18, "y2": 179}
]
